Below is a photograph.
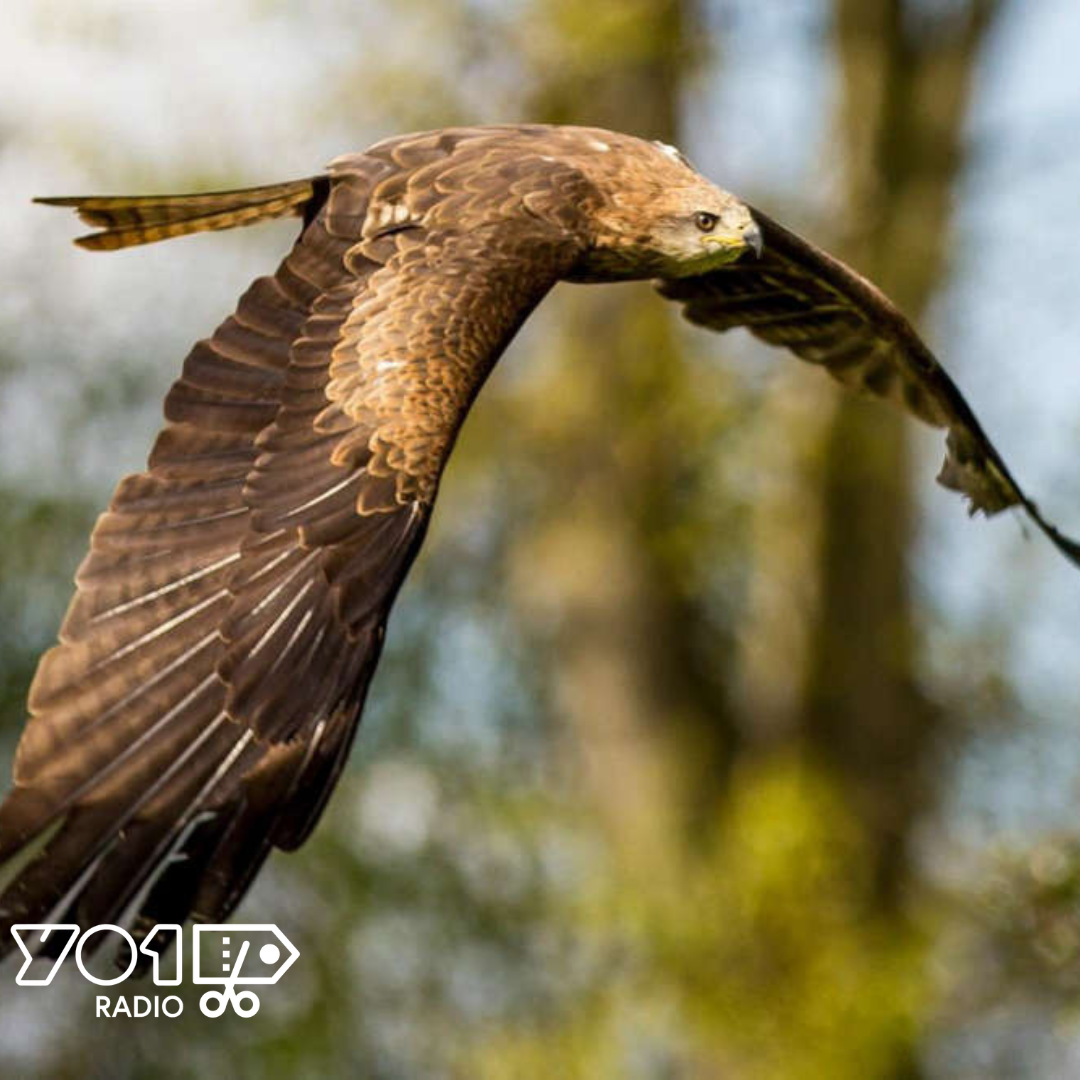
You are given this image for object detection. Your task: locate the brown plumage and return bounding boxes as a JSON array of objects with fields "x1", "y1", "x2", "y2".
[{"x1": 2, "y1": 124, "x2": 1076, "y2": 958}]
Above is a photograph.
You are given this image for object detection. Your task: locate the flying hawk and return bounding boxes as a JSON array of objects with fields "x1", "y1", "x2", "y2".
[{"x1": 2, "y1": 124, "x2": 1076, "y2": 956}]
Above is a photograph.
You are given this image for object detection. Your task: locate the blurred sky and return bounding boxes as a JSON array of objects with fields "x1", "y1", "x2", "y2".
[{"x1": 1, "y1": 0, "x2": 1079, "y2": 932}]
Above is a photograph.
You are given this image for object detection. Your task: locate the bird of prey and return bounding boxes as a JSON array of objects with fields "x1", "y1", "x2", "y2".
[{"x1": 1, "y1": 124, "x2": 1076, "y2": 956}]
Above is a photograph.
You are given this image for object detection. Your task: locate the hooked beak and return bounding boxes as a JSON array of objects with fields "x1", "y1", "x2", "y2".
[
  {"x1": 702, "y1": 217, "x2": 763, "y2": 263},
  {"x1": 742, "y1": 219, "x2": 763, "y2": 259}
]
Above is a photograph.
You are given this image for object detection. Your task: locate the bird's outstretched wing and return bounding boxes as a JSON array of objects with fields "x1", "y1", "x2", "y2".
[
  {"x1": 657, "y1": 208, "x2": 1080, "y2": 568},
  {"x1": 0, "y1": 132, "x2": 577, "y2": 954}
]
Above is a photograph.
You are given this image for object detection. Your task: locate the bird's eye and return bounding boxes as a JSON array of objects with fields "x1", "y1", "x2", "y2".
[{"x1": 694, "y1": 211, "x2": 719, "y2": 233}]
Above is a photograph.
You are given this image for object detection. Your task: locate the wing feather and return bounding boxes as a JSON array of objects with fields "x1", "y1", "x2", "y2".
[
  {"x1": 1, "y1": 131, "x2": 579, "y2": 949},
  {"x1": 658, "y1": 208, "x2": 1080, "y2": 567},
  {"x1": 0, "y1": 179, "x2": 367, "y2": 939}
]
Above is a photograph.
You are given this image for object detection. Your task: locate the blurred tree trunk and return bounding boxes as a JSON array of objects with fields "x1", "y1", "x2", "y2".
[
  {"x1": 737, "y1": 0, "x2": 1001, "y2": 914},
  {"x1": 807, "y1": 0, "x2": 1002, "y2": 906},
  {"x1": 505, "y1": 0, "x2": 739, "y2": 859}
]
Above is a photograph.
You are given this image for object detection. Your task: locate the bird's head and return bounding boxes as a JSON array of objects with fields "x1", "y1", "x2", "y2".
[{"x1": 564, "y1": 135, "x2": 762, "y2": 282}]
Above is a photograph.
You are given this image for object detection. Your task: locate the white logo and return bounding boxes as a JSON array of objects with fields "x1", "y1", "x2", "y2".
[
  {"x1": 192, "y1": 924, "x2": 298, "y2": 1017},
  {"x1": 11, "y1": 922, "x2": 298, "y2": 1018}
]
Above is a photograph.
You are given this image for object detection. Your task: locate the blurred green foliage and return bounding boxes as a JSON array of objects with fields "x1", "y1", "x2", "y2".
[{"x1": 472, "y1": 754, "x2": 926, "y2": 1080}]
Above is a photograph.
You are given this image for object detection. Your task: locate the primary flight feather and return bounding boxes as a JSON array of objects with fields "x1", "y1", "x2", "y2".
[{"x1": 2, "y1": 123, "x2": 1076, "y2": 956}]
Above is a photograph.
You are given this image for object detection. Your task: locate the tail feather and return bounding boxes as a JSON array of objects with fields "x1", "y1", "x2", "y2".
[{"x1": 35, "y1": 178, "x2": 325, "y2": 251}]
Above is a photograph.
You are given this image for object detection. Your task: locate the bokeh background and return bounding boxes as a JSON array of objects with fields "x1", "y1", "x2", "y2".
[{"x1": 1, "y1": 0, "x2": 1080, "y2": 1076}]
